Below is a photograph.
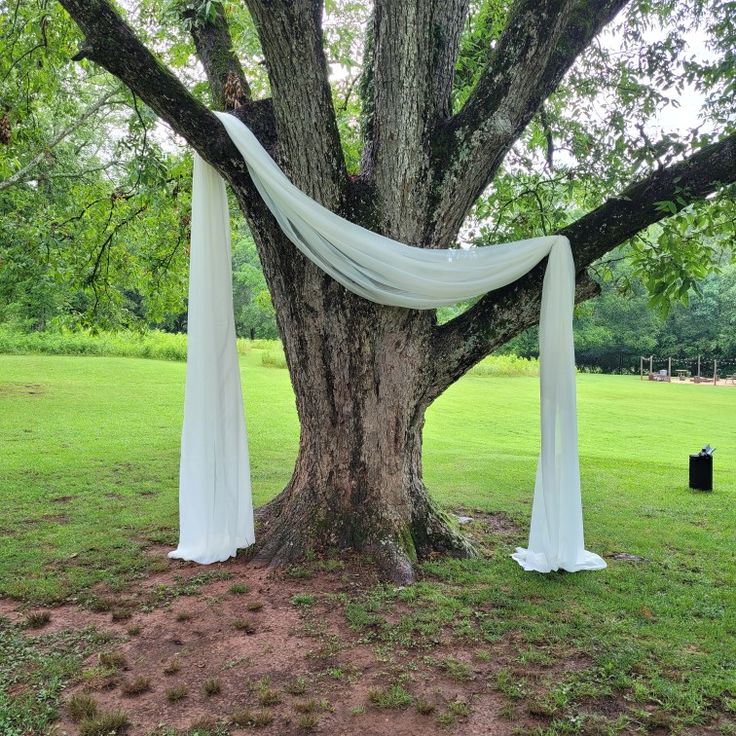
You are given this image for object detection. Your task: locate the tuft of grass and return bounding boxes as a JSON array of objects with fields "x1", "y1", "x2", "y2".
[
  {"x1": 67, "y1": 693, "x2": 99, "y2": 722},
  {"x1": 121, "y1": 676, "x2": 151, "y2": 696},
  {"x1": 99, "y1": 651, "x2": 127, "y2": 671},
  {"x1": 88, "y1": 597, "x2": 114, "y2": 613},
  {"x1": 416, "y1": 699, "x2": 436, "y2": 715},
  {"x1": 258, "y1": 687, "x2": 281, "y2": 706},
  {"x1": 246, "y1": 600, "x2": 264, "y2": 612},
  {"x1": 495, "y1": 668, "x2": 526, "y2": 700},
  {"x1": 229, "y1": 583, "x2": 248, "y2": 594},
  {"x1": 291, "y1": 594, "x2": 315, "y2": 607},
  {"x1": 368, "y1": 684, "x2": 413, "y2": 709},
  {"x1": 297, "y1": 713, "x2": 319, "y2": 731},
  {"x1": 326, "y1": 666, "x2": 343, "y2": 680},
  {"x1": 126, "y1": 625, "x2": 141, "y2": 636},
  {"x1": 25, "y1": 611, "x2": 51, "y2": 629},
  {"x1": 166, "y1": 685, "x2": 188, "y2": 702},
  {"x1": 175, "y1": 610, "x2": 193, "y2": 622},
  {"x1": 526, "y1": 698, "x2": 557, "y2": 718},
  {"x1": 111, "y1": 607, "x2": 133, "y2": 622},
  {"x1": 285, "y1": 676, "x2": 309, "y2": 695},
  {"x1": 437, "y1": 700, "x2": 471, "y2": 727},
  {"x1": 203, "y1": 677, "x2": 222, "y2": 696},
  {"x1": 187, "y1": 716, "x2": 219, "y2": 734},
  {"x1": 294, "y1": 699, "x2": 318, "y2": 713},
  {"x1": 78, "y1": 709, "x2": 130, "y2": 736},
  {"x1": 81, "y1": 665, "x2": 120, "y2": 691},
  {"x1": 233, "y1": 617, "x2": 256, "y2": 634},
  {"x1": 252, "y1": 710, "x2": 275, "y2": 728},
  {"x1": 285, "y1": 565, "x2": 313, "y2": 580},
  {"x1": 317, "y1": 559, "x2": 344, "y2": 572},
  {"x1": 162, "y1": 659, "x2": 181, "y2": 676},
  {"x1": 231, "y1": 708, "x2": 274, "y2": 728},
  {"x1": 439, "y1": 656, "x2": 472, "y2": 682},
  {"x1": 474, "y1": 649, "x2": 492, "y2": 662}
]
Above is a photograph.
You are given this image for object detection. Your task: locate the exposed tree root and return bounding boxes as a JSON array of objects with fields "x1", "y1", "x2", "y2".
[{"x1": 249, "y1": 480, "x2": 477, "y2": 584}]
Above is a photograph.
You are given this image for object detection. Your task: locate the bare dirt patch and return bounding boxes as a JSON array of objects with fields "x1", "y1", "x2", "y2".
[
  {"x1": 0, "y1": 552, "x2": 550, "y2": 736},
  {"x1": 3, "y1": 536, "x2": 672, "y2": 735}
]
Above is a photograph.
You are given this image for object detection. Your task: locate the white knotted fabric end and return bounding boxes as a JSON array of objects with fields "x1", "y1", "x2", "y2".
[{"x1": 170, "y1": 111, "x2": 606, "y2": 573}]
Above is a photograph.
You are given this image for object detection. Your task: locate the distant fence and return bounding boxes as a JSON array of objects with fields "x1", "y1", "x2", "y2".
[
  {"x1": 637, "y1": 355, "x2": 736, "y2": 384},
  {"x1": 575, "y1": 352, "x2": 736, "y2": 378}
]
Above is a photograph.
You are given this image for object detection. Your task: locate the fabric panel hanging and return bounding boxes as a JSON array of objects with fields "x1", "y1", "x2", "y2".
[
  {"x1": 168, "y1": 154, "x2": 254, "y2": 564},
  {"x1": 172, "y1": 111, "x2": 606, "y2": 573}
]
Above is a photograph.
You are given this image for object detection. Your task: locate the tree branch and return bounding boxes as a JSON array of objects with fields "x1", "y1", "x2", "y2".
[
  {"x1": 186, "y1": 5, "x2": 277, "y2": 152},
  {"x1": 187, "y1": 3, "x2": 251, "y2": 110},
  {"x1": 429, "y1": 0, "x2": 629, "y2": 245},
  {"x1": 245, "y1": 0, "x2": 346, "y2": 208},
  {"x1": 0, "y1": 87, "x2": 119, "y2": 192},
  {"x1": 360, "y1": 0, "x2": 470, "y2": 243},
  {"x1": 58, "y1": 0, "x2": 254, "y2": 182},
  {"x1": 428, "y1": 132, "x2": 736, "y2": 399}
]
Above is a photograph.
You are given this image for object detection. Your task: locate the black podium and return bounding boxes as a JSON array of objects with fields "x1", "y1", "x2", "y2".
[{"x1": 689, "y1": 454, "x2": 713, "y2": 491}]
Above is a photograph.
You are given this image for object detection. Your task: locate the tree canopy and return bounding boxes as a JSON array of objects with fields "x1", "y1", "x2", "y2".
[{"x1": 1, "y1": 0, "x2": 734, "y2": 333}]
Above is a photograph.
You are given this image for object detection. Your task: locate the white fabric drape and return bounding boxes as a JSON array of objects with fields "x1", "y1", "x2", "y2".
[
  {"x1": 168, "y1": 154, "x2": 254, "y2": 564},
  {"x1": 171, "y1": 110, "x2": 606, "y2": 573}
]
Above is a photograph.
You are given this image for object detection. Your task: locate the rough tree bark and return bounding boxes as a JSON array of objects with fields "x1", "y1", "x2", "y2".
[{"x1": 59, "y1": 0, "x2": 736, "y2": 582}]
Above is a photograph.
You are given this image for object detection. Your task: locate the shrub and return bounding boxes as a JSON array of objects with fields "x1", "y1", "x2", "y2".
[
  {"x1": 248, "y1": 338, "x2": 281, "y2": 351},
  {"x1": 261, "y1": 348, "x2": 287, "y2": 369},
  {"x1": 468, "y1": 353, "x2": 540, "y2": 377}
]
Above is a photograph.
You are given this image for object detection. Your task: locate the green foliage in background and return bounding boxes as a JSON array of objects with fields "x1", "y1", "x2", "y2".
[
  {"x1": 0, "y1": 326, "x2": 251, "y2": 361},
  {"x1": 501, "y1": 260, "x2": 736, "y2": 363}
]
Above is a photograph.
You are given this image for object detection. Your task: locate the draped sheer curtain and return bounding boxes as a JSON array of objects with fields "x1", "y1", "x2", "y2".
[{"x1": 168, "y1": 111, "x2": 606, "y2": 574}]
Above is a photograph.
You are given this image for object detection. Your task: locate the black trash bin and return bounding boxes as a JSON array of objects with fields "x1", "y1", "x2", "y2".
[{"x1": 689, "y1": 452, "x2": 713, "y2": 491}]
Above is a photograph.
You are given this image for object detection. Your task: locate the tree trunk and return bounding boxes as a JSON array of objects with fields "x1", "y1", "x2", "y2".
[{"x1": 240, "y1": 208, "x2": 474, "y2": 583}]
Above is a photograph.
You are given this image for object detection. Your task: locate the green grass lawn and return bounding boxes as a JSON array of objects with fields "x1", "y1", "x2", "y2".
[{"x1": 1, "y1": 352, "x2": 735, "y2": 733}]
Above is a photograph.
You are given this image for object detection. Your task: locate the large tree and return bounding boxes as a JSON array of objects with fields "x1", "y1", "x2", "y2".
[{"x1": 56, "y1": 0, "x2": 735, "y2": 581}]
